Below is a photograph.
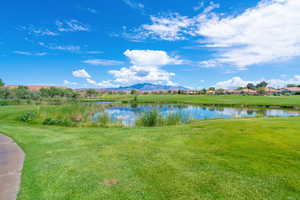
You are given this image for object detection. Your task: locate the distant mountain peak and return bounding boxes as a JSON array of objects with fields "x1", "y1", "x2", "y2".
[{"x1": 109, "y1": 83, "x2": 188, "y2": 91}]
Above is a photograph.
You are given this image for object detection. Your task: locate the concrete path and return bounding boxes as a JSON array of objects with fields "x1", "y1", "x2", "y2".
[{"x1": 0, "y1": 134, "x2": 24, "y2": 200}]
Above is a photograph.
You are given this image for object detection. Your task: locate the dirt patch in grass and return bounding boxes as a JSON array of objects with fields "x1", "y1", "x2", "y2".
[{"x1": 102, "y1": 179, "x2": 118, "y2": 186}]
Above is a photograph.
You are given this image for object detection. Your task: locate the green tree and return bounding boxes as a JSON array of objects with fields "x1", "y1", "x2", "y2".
[
  {"x1": 216, "y1": 89, "x2": 225, "y2": 95},
  {"x1": 130, "y1": 90, "x2": 138, "y2": 95},
  {"x1": 247, "y1": 83, "x2": 256, "y2": 90},
  {"x1": 86, "y1": 89, "x2": 98, "y2": 98},
  {"x1": 0, "y1": 79, "x2": 4, "y2": 87},
  {"x1": 257, "y1": 88, "x2": 267, "y2": 95},
  {"x1": 0, "y1": 87, "x2": 11, "y2": 99},
  {"x1": 256, "y1": 81, "x2": 268, "y2": 88},
  {"x1": 15, "y1": 86, "x2": 31, "y2": 99},
  {"x1": 40, "y1": 87, "x2": 79, "y2": 99},
  {"x1": 177, "y1": 90, "x2": 184, "y2": 94},
  {"x1": 40, "y1": 88, "x2": 51, "y2": 98}
]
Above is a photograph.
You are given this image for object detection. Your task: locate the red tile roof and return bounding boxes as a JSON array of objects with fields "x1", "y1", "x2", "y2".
[
  {"x1": 5, "y1": 85, "x2": 67, "y2": 91},
  {"x1": 284, "y1": 87, "x2": 300, "y2": 92},
  {"x1": 235, "y1": 89, "x2": 257, "y2": 93}
]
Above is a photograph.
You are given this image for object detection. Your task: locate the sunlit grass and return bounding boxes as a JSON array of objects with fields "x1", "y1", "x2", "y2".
[
  {"x1": 91, "y1": 94, "x2": 300, "y2": 107},
  {"x1": 0, "y1": 109, "x2": 300, "y2": 199}
]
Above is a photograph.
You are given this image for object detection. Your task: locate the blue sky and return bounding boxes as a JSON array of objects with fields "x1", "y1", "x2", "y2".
[{"x1": 1, "y1": 0, "x2": 300, "y2": 89}]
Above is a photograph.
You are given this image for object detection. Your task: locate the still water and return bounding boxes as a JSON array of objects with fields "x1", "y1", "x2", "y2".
[{"x1": 93, "y1": 104, "x2": 300, "y2": 126}]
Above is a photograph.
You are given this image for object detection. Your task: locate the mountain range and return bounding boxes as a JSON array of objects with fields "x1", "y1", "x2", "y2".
[{"x1": 106, "y1": 83, "x2": 188, "y2": 91}]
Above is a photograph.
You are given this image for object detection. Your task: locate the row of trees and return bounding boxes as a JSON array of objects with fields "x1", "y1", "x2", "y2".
[
  {"x1": 287, "y1": 84, "x2": 300, "y2": 88},
  {"x1": 246, "y1": 82, "x2": 300, "y2": 90},
  {"x1": 245, "y1": 81, "x2": 268, "y2": 90},
  {"x1": 0, "y1": 86, "x2": 80, "y2": 100},
  {"x1": 0, "y1": 79, "x2": 80, "y2": 100}
]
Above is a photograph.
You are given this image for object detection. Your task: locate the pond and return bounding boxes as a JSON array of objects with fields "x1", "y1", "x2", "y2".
[{"x1": 92, "y1": 104, "x2": 300, "y2": 126}]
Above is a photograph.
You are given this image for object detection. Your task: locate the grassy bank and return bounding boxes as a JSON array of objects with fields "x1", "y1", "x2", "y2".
[
  {"x1": 87, "y1": 95, "x2": 300, "y2": 108},
  {"x1": 0, "y1": 105, "x2": 300, "y2": 199},
  {"x1": 5, "y1": 104, "x2": 189, "y2": 127},
  {"x1": 4, "y1": 104, "x2": 120, "y2": 127}
]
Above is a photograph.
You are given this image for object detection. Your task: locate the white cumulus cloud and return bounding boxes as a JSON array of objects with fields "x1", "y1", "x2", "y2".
[
  {"x1": 214, "y1": 75, "x2": 300, "y2": 89},
  {"x1": 132, "y1": 0, "x2": 300, "y2": 68},
  {"x1": 70, "y1": 50, "x2": 184, "y2": 88},
  {"x1": 64, "y1": 80, "x2": 78, "y2": 85},
  {"x1": 141, "y1": 14, "x2": 194, "y2": 41},
  {"x1": 196, "y1": 0, "x2": 300, "y2": 67},
  {"x1": 72, "y1": 69, "x2": 91, "y2": 78},
  {"x1": 124, "y1": 49, "x2": 183, "y2": 66},
  {"x1": 86, "y1": 79, "x2": 118, "y2": 88},
  {"x1": 108, "y1": 50, "x2": 182, "y2": 85}
]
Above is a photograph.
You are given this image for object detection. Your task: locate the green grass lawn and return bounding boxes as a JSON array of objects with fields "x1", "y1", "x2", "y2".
[
  {"x1": 0, "y1": 105, "x2": 300, "y2": 199},
  {"x1": 90, "y1": 95, "x2": 300, "y2": 107}
]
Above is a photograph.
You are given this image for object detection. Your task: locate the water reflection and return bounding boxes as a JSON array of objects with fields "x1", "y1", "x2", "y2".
[{"x1": 93, "y1": 104, "x2": 300, "y2": 126}]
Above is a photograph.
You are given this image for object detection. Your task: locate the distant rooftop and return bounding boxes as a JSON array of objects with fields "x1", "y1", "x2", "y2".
[{"x1": 5, "y1": 85, "x2": 67, "y2": 91}]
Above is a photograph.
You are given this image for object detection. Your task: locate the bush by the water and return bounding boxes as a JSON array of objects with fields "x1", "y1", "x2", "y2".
[
  {"x1": 164, "y1": 112, "x2": 182, "y2": 125},
  {"x1": 136, "y1": 110, "x2": 162, "y2": 127},
  {"x1": 20, "y1": 112, "x2": 37, "y2": 122},
  {"x1": 37, "y1": 104, "x2": 105, "y2": 124},
  {"x1": 92, "y1": 112, "x2": 113, "y2": 127},
  {"x1": 43, "y1": 118, "x2": 75, "y2": 127},
  {"x1": 98, "y1": 112, "x2": 110, "y2": 126},
  {"x1": 18, "y1": 104, "x2": 117, "y2": 127},
  {"x1": 136, "y1": 110, "x2": 187, "y2": 127}
]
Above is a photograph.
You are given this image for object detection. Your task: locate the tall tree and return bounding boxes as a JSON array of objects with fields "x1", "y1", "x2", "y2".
[
  {"x1": 247, "y1": 83, "x2": 256, "y2": 90},
  {"x1": 256, "y1": 81, "x2": 268, "y2": 88},
  {"x1": 86, "y1": 89, "x2": 98, "y2": 97},
  {"x1": 0, "y1": 79, "x2": 4, "y2": 87}
]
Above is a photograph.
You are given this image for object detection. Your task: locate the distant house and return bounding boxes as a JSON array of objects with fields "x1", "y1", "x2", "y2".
[
  {"x1": 281, "y1": 87, "x2": 300, "y2": 95},
  {"x1": 224, "y1": 89, "x2": 235, "y2": 94},
  {"x1": 207, "y1": 90, "x2": 216, "y2": 95},
  {"x1": 234, "y1": 89, "x2": 257, "y2": 95},
  {"x1": 5, "y1": 85, "x2": 67, "y2": 91},
  {"x1": 263, "y1": 88, "x2": 281, "y2": 95},
  {"x1": 185, "y1": 90, "x2": 198, "y2": 95}
]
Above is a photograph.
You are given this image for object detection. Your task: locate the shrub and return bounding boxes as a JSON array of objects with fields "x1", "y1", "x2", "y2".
[
  {"x1": 136, "y1": 109, "x2": 190, "y2": 127},
  {"x1": 164, "y1": 112, "x2": 181, "y2": 125},
  {"x1": 20, "y1": 112, "x2": 37, "y2": 122},
  {"x1": 136, "y1": 110, "x2": 162, "y2": 127},
  {"x1": 0, "y1": 100, "x2": 9, "y2": 106},
  {"x1": 97, "y1": 112, "x2": 111, "y2": 127},
  {"x1": 43, "y1": 118, "x2": 75, "y2": 127}
]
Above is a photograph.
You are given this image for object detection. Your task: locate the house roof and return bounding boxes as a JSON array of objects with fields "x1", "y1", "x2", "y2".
[
  {"x1": 283, "y1": 87, "x2": 300, "y2": 92},
  {"x1": 263, "y1": 88, "x2": 280, "y2": 92},
  {"x1": 235, "y1": 89, "x2": 257, "y2": 93},
  {"x1": 224, "y1": 89, "x2": 235, "y2": 93},
  {"x1": 5, "y1": 85, "x2": 67, "y2": 91},
  {"x1": 207, "y1": 90, "x2": 215, "y2": 93}
]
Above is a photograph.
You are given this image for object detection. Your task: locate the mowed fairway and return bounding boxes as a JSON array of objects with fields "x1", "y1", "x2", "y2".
[
  {"x1": 101, "y1": 95, "x2": 300, "y2": 107},
  {"x1": 0, "y1": 106, "x2": 300, "y2": 199}
]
